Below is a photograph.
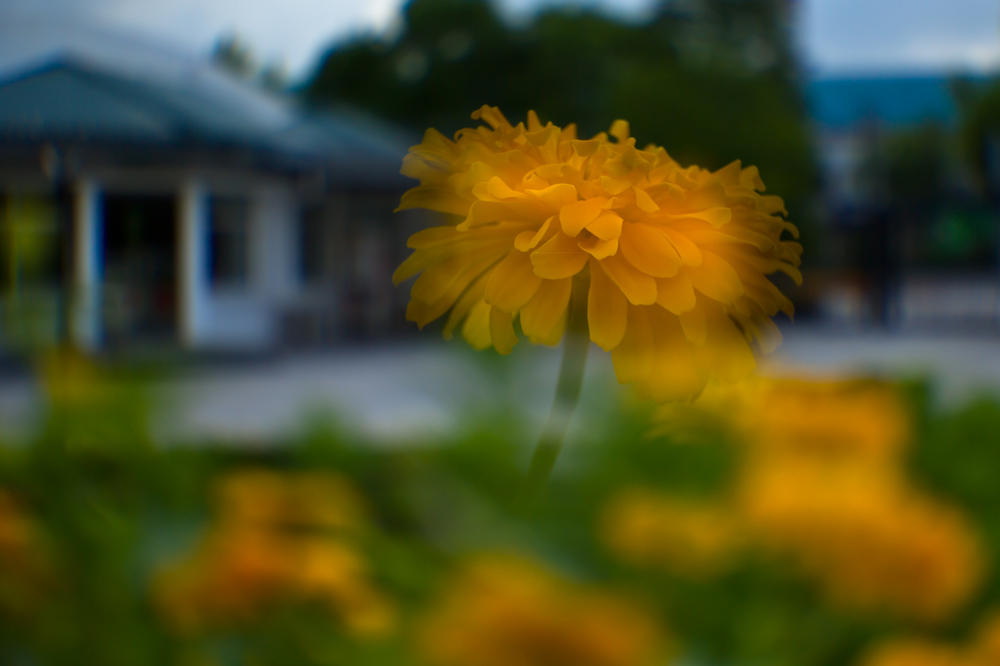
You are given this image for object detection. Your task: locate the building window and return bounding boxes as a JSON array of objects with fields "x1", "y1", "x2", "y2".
[{"x1": 209, "y1": 195, "x2": 249, "y2": 288}]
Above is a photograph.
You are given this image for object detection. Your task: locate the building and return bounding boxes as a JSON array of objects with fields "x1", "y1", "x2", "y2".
[
  {"x1": 0, "y1": 15, "x2": 420, "y2": 354},
  {"x1": 805, "y1": 73, "x2": 1000, "y2": 326},
  {"x1": 807, "y1": 74, "x2": 967, "y2": 210}
]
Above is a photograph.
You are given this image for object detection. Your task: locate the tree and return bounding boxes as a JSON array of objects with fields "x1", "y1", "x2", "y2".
[{"x1": 212, "y1": 34, "x2": 257, "y2": 79}]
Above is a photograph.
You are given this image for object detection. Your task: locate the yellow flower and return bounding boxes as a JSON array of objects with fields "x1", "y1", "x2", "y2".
[
  {"x1": 40, "y1": 349, "x2": 107, "y2": 407},
  {"x1": 742, "y1": 378, "x2": 911, "y2": 465},
  {"x1": 598, "y1": 489, "x2": 740, "y2": 578},
  {"x1": 396, "y1": 106, "x2": 802, "y2": 401},
  {"x1": 653, "y1": 377, "x2": 911, "y2": 466},
  {"x1": 417, "y1": 554, "x2": 665, "y2": 666},
  {"x1": 0, "y1": 491, "x2": 56, "y2": 616},
  {"x1": 969, "y1": 613, "x2": 1000, "y2": 666},
  {"x1": 153, "y1": 469, "x2": 395, "y2": 637},
  {"x1": 648, "y1": 376, "x2": 983, "y2": 622},
  {"x1": 214, "y1": 468, "x2": 368, "y2": 532},
  {"x1": 741, "y1": 461, "x2": 983, "y2": 622},
  {"x1": 860, "y1": 639, "x2": 969, "y2": 666},
  {"x1": 860, "y1": 613, "x2": 1000, "y2": 666}
]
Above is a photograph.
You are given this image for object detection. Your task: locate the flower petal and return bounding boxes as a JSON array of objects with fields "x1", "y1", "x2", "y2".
[
  {"x1": 619, "y1": 223, "x2": 682, "y2": 278},
  {"x1": 486, "y1": 176, "x2": 525, "y2": 200},
  {"x1": 412, "y1": 245, "x2": 507, "y2": 305},
  {"x1": 530, "y1": 233, "x2": 589, "y2": 279},
  {"x1": 694, "y1": 305, "x2": 755, "y2": 382},
  {"x1": 534, "y1": 310, "x2": 567, "y2": 346},
  {"x1": 578, "y1": 235, "x2": 619, "y2": 260},
  {"x1": 610, "y1": 119, "x2": 630, "y2": 142},
  {"x1": 678, "y1": 305, "x2": 706, "y2": 344},
  {"x1": 407, "y1": 254, "x2": 503, "y2": 328},
  {"x1": 485, "y1": 250, "x2": 543, "y2": 313},
  {"x1": 660, "y1": 227, "x2": 702, "y2": 266},
  {"x1": 600, "y1": 253, "x2": 658, "y2": 305},
  {"x1": 655, "y1": 274, "x2": 696, "y2": 314},
  {"x1": 489, "y1": 308, "x2": 518, "y2": 355},
  {"x1": 526, "y1": 109, "x2": 543, "y2": 131},
  {"x1": 633, "y1": 187, "x2": 659, "y2": 212},
  {"x1": 526, "y1": 183, "x2": 578, "y2": 210},
  {"x1": 589, "y1": 259, "x2": 628, "y2": 350},
  {"x1": 520, "y1": 278, "x2": 572, "y2": 342},
  {"x1": 646, "y1": 308, "x2": 704, "y2": 402},
  {"x1": 559, "y1": 198, "x2": 604, "y2": 237},
  {"x1": 460, "y1": 199, "x2": 546, "y2": 230},
  {"x1": 472, "y1": 105, "x2": 511, "y2": 129},
  {"x1": 611, "y1": 306, "x2": 654, "y2": 384},
  {"x1": 397, "y1": 187, "x2": 470, "y2": 215},
  {"x1": 664, "y1": 207, "x2": 732, "y2": 227},
  {"x1": 513, "y1": 217, "x2": 554, "y2": 252},
  {"x1": 405, "y1": 226, "x2": 463, "y2": 250},
  {"x1": 586, "y1": 210, "x2": 623, "y2": 241},
  {"x1": 600, "y1": 175, "x2": 632, "y2": 195},
  {"x1": 687, "y1": 252, "x2": 743, "y2": 304},
  {"x1": 462, "y1": 301, "x2": 492, "y2": 350},
  {"x1": 443, "y1": 273, "x2": 490, "y2": 339}
]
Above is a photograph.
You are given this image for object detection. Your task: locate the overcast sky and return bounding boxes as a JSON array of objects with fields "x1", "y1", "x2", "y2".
[{"x1": 2, "y1": 0, "x2": 999, "y2": 80}]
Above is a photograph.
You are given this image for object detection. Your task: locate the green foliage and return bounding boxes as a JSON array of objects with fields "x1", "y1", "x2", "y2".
[
  {"x1": 883, "y1": 123, "x2": 950, "y2": 205},
  {"x1": 3, "y1": 369, "x2": 1000, "y2": 665}
]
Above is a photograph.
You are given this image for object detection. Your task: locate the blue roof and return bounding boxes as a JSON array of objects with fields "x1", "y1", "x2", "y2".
[
  {"x1": 0, "y1": 13, "x2": 413, "y2": 187},
  {"x1": 806, "y1": 75, "x2": 985, "y2": 130},
  {"x1": 0, "y1": 59, "x2": 291, "y2": 146}
]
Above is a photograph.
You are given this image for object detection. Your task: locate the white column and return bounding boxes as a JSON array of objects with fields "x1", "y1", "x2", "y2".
[
  {"x1": 178, "y1": 179, "x2": 209, "y2": 347},
  {"x1": 251, "y1": 184, "x2": 298, "y2": 300},
  {"x1": 71, "y1": 179, "x2": 101, "y2": 350}
]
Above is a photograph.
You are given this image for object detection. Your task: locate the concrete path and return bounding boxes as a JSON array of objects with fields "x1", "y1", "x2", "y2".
[
  {"x1": 3, "y1": 327, "x2": 1000, "y2": 443},
  {"x1": 762, "y1": 326, "x2": 1000, "y2": 406}
]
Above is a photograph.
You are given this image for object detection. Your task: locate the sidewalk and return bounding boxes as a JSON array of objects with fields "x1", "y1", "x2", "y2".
[
  {"x1": 3, "y1": 328, "x2": 1000, "y2": 443},
  {"x1": 763, "y1": 326, "x2": 1000, "y2": 406}
]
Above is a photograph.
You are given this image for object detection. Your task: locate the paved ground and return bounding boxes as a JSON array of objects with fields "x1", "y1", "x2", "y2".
[
  {"x1": 3, "y1": 325, "x2": 1000, "y2": 444},
  {"x1": 762, "y1": 325, "x2": 1000, "y2": 406}
]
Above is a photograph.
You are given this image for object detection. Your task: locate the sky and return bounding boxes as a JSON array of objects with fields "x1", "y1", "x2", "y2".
[{"x1": 2, "y1": 0, "x2": 999, "y2": 80}]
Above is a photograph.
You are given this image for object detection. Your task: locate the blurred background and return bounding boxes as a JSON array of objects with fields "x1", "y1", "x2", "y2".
[
  {"x1": 2, "y1": 1, "x2": 1000, "y2": 665},
  {"x1": 2, "y1": 0, "x2": 1000, "y2": 414}
]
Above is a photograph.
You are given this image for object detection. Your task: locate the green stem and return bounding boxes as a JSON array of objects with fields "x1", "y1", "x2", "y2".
[{"x1": 515, "y1": 277, "x2": 590, "y2": 511}]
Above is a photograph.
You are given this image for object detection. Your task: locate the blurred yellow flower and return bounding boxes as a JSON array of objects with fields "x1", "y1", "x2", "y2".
[
  {"x1": 741, "y1": 461, "x2": 983, "y2": 622},
  {"x1": 153, "y1": 469, "x2": 395, "y2": 637},
  {"x1": 968, "y1": 613, "x2": 1000, "y2": 665},
  {"x1": 417, "y1": 555, "x2": 665, "y2": 666},
  {"x1": 37, "y1": 348, "x2": 154, "y2": 454},
  {"x1": 860, "y1": 639, "x2": 969, "y2": 666},
  {"x1": 598, "y1": 489, "x2": 740, "y2": 578},
  {"x1": 0, "y1": 491, "x2": 55, "y2": 616},
  {"x1": 214, "y1": 468, "x2": 368, "y2": 531},
  {"x1": 860, "y1": 613, "x2": 1000, "y2": 666},
  {"x1": 654, "y1": 377, "x2": 910, "y2": 467},
  {"x1": 396, "y1": 106, "x2": 802, "y2": 401},
  {"x1": 641, "y1": 376, "x2": 983, "y2": 622},
  {"x1": 740, "y1": 378, "x2": 911, "y2": 465},
  {"x1": 0, "y1": 492, "x2": 39, "y2": 565},
  {"x1": 40, "y1": 348, "x2": 108, "y2": 408}
]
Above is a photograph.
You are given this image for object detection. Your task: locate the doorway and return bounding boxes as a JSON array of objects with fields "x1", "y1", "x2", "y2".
[{"x1": 102, "y1": 194, "x2": 177, "y2": 346}]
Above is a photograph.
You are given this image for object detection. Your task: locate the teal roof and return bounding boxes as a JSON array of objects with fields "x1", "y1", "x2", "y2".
[
  {"x1": 0, "y1": 14, "x2": 413, "y2": 187},
  {"x1": 806, "y1": 74, "x2": 990, "y2": 130},
  {"x1": 0, "y1": 60, "x2": 257, "y2": 144},
  {"x1": 281, "y1": 107, "x2": 418, "y2": 184}
]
